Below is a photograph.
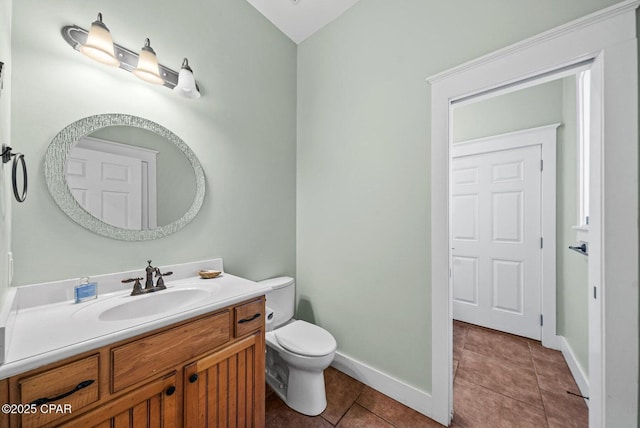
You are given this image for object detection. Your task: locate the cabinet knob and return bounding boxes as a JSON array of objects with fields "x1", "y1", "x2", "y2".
[
  {"x1": 189, "y1": 374, "x2": 199, "y2": 383},
  {"x1": 165, "y1": 386, "x2": 176, "y2": 396}
]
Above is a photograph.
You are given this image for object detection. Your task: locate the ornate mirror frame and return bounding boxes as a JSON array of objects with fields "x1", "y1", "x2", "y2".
[{"x1": 45, "y1": 114, "x2": 205, "y2": 241}]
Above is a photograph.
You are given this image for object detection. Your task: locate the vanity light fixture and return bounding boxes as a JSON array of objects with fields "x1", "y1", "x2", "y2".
[
  {"x1": 61, "y1": 13, "x2": 201, "y2": 98},
  {"x1": 78, "y1": 13, "x2": 119, "y2": 67},
  {"x1": 132, "y1": 38, "x2": 164, "y2": 85},
  {"x1": 174, "y1": 58, "x2": 201, "y2": 99}
]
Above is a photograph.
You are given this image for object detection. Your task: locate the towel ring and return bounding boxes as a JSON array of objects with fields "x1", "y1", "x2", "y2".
[
  {"x1": 12, "y1": 153, "x2": 27, "y2": 202},
  {"x1": 2, "y1": 145, "x2": 28, "y2": 203}
]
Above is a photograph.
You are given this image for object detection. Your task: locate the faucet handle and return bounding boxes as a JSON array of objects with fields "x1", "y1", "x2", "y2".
[
  {"x1": 154, "y1": 269, "x2": 173, "y2": 277},
  {"x1": 154, "y1": 269, "x2": 173, "y2": 289},
  {"x1": 122, "y1": 277, "x2": 144, "y2": 296}
]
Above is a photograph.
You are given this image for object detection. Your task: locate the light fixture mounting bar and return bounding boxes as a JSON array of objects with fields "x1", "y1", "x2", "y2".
[{"x1": 61, "y1": 25, "x2": 179, "y2": 89}]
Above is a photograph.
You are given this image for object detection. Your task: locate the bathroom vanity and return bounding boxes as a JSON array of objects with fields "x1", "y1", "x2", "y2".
[{"x1": 0, "y1": 259, "x2": 270, "y2": 428}]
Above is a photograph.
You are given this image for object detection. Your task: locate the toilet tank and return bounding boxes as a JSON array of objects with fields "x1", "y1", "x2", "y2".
[{"x1": 259, "y1": 277, "x2": 295, "y2": 328}]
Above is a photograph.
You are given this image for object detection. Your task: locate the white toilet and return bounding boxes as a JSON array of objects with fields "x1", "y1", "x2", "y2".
[{"x1": 259, "y1": 277, "x2": 337, "y2": 416}]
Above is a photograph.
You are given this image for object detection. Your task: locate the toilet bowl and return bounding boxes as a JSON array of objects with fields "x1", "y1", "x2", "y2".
[{"x1": 259, "y1": 277, "x2": 337, "y2": 416}]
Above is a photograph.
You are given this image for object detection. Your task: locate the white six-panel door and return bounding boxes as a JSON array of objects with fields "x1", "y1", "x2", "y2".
[
  {"x1": 452, "y1": 144, "x2": 542, "y2": 339},
  {"x1": 66, "y1": 147, "x2": 143, "y2": 230}
]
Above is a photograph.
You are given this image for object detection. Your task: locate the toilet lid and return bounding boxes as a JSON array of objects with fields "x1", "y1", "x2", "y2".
[{"x1": 275, "y1": 320, "x2": 337, "y2": 357}]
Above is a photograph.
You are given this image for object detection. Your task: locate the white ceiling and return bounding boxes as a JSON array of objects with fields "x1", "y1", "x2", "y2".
[{"x1": 245, "y1": 0, "x2": 362, "y2": 44}]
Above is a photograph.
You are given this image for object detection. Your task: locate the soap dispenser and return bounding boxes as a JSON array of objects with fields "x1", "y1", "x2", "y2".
[{"x1": 74, "y1": 276, "x2": 98, "y2": 303}]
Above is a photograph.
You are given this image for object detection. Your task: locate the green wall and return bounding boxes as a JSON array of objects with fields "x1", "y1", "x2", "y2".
[
  {"x1": 296, "y1": 0, "x2": 618, "y2": 393},
  {"x1": 453, "y1": 78, "x2": 589, "y2": 375},
  {"x1": 10, "y1": 0, "x2": 297, "y2": 285},
  {"x1": 0, "y1": 0, "x2": 12, "y2": 306}
]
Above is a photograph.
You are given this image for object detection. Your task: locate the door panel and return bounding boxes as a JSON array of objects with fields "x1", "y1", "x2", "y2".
[
  {"x1": 492, "y1": 259, "x2": 524, "y2": 314},
  {"x1": 452, "y1": 195, "x2": 478, "y2": 241},
  {"x1": 492, "y1": 191, "x2": 523, "y2": 243},
  {"x1": 452, "y1": 144, "x2": 542, "y2": 339},
  {"x1": 452, "y1": 256, "x2": 478, "y2": 305}
]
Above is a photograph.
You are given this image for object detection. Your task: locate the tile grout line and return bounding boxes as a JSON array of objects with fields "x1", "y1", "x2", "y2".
[
  {"x1": 528, "y1": 341, "x2": 552, "y2": 428},
  {"x1": 355, "y1": 402, "x2": 402, "y2": 428},
  {"x1": 330, "y1": 386, "x2": 366, "y2": 427},
  {"x1": 457, "y1": 368, "x2": 549, "y2": 415},
  {"x1": 451, "y1": 322, "x2": 468, "y2": 425},
  {"x1": 463, "y1": 325, "x2": 538, "y2": 368}
]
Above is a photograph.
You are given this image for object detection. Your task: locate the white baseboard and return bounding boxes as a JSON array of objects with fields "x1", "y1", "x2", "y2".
[
  {"x1": 557, "y1": 335, "x2": 589, "y2": 403},
  {"x1": 541, "y1": 332, "x2": 563, "y2": 351},
  {"x1": 331, "y1": 351, "x2": 432, "y2": 417}
]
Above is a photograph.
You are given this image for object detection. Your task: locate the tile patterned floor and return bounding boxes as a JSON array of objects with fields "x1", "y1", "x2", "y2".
[
  {"x1": 266, "y1": 321, "x2": 588, "y2": 427},
  {"x1": 266, "y1": 367, "x2": 442, "y2": 428},
  {"x1": 452, "y1": 321, "x2": 587, "y2": 427}
]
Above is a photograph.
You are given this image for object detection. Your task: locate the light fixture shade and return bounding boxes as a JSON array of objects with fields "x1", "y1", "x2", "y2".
[
  {"x1": 174, "y1": 58, "x2": 201, "y2": 99},
  {"x1": 132, "y1": 39, "x2": 164, "y2": 85},
  {"x1": 79, "y1": 13, "x2": 120, "y2": 67}
]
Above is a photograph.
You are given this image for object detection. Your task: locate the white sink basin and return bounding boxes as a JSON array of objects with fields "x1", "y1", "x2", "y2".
[
  {"x1": 72, "y1": 286, "x2": 215, "y2": 322},
  {"x1": 98, "y1": 288, "x2": 210, "y2": 321}
]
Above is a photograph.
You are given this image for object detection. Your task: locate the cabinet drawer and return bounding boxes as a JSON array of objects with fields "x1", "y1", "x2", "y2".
[
  {"x1": 111, "y1": 310, "x2": 230, "y2": 392},
  {"x1": 234, "y1": 298, "x2": 265, "y2": 337},
  {"x1": 18, "y1": 354, "x2": 99, "y2": 427}
]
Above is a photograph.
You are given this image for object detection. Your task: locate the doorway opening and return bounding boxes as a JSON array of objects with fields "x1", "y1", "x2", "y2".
[
  {"x1": 449, "y1": 71, "x2": 590, "y2": 425},
  {"x1": 427, "y1": 4, "x2": 640, "y2": 426},
  {"x1": 447, "y1": 65, "x2": 594, "y2": 425}
]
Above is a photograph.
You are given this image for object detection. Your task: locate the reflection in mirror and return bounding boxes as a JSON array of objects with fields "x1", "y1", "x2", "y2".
[
  {"x1": 65, "y1": 126, "x2": 196, "y2": 230},
  {"x1": 45, "y1": 114, "x2": 205, "y2": 241}
]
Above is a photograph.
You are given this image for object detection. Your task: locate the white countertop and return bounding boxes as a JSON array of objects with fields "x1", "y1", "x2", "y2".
[{"x1": 0, "y1": 259, "x2": 272, "y2": 379}]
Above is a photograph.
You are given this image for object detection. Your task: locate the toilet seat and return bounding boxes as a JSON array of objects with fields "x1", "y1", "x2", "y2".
[{"x1": 274, "y1": 320, "x2": 337, "y2": 357}]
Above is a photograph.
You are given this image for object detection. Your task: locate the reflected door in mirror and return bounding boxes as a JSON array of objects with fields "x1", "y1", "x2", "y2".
[{"x1": 65, "y1": 136, "x2": 158, "y2": 230}]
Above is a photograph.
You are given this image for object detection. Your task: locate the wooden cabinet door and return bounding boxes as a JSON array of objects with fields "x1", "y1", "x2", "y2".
[
  {"x1": 0, "y1": 378, "x2": 8, "y2": 428},
  {"x1": 184, "y1": 333, "x2": 265, "y2": 428},
  {"x1": 58, "y1": 372, "x2": 178, "y2": 428}
]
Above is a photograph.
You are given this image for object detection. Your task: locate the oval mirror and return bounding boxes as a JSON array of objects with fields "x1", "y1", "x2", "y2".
[{"x1": 45, "y1": 114, "x2": 205, "y2": 241}]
